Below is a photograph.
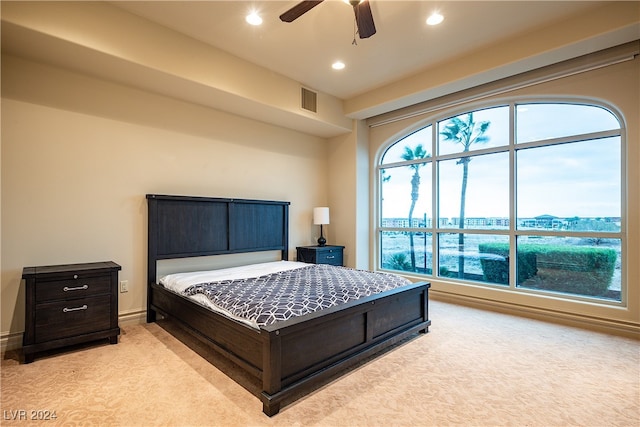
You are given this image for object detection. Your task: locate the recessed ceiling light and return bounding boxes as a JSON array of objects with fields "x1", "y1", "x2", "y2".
[
  {"x1": 246, "y1": 11, "x2": 262, "y2": 26},
  {"x1": 426, "y1": 12, "x2": 444, "y2": 26},
  {"x1": 332, "y1": 61, "x2": 346, "y2": 70}
]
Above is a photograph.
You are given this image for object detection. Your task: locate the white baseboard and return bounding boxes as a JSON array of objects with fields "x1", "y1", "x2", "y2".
[
  {"x1": 1, "y1": 332, "x2": 23, "y2": 354},
  {"x1": 118, "y1": 309, "x2": 147, "y2": 327},
  {"x1": 1, "y1": 309, "x2": 149, "y2": 353},
  {"x1": 430, "y1": 290, "x2": 640, "y2": 340},
  {"x1": 4, "y1": 300, "x2": 636, "y2": 354}
]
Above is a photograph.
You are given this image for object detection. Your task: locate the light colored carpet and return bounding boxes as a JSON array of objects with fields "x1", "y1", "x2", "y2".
[{"x1": 1, "y1": 300, "x2": 638, "y2": 426}]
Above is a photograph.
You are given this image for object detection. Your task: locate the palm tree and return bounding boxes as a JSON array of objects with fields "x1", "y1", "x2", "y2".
[
  {"x1": 440, "y1": 113, "x2": 490, "y2": 278},
  {"x1": 401, "y1": 144, "x2": 429, "y2": 271},
  {"x1": 387, "y1": 253, "x2": 412, "y2": 271},
  {"x1": 381, "y1": 168, "x2": 391, "y2": 183}
]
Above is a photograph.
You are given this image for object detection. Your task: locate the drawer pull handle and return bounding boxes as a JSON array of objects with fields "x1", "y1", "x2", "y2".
[
  {"x1": 63, "y1": 305, "x2": 88, "y2": 313},
  {"x1": 63, "y1": 285, "x2": 89, "y2": 292},
  {"x1": 326, "y1": 255, "x2": 335, "y2": 259}
]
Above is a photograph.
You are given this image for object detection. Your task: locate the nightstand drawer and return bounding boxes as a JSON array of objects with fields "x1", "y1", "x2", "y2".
[
  {"x1": 316, "y1": 250, "x2": 343, "y2": 266},
  {"x1": 35, "y1": 275, "x2": 111, "y2": 303},
  {"x1": 35, "y1": 295, "x2": 111, "y2": 342},
  {"x1": 296, "y1": 245, "x2": 345, "y2": 266}
]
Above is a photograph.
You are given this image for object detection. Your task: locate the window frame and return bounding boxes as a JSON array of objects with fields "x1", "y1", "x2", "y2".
[{"x1": 376, "y1": 99, "x2": 627, "y2": 306}]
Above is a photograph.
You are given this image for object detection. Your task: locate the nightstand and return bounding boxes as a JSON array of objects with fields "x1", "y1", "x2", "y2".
[
  {"x1": 22, "y1": 261, "x2": 121, "y2": 363},
  {"x1": 296, "y1": 245, "x2": 345, "y2": 266}
]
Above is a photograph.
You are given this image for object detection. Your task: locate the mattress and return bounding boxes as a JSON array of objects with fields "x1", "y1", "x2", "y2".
[
  {"x1": 159, "y1": 261, "x2": 412, "y2": 329},
  {"x1": 159, "y1": 261, "x2": 306, "y2": 328}
]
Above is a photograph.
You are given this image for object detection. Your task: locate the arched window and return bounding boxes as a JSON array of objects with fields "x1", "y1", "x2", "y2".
[{"x1": 378, "y1": 102, "x2": 624, "y2": 303}]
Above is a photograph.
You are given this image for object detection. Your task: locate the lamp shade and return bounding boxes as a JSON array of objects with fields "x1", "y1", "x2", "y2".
[{"x1": 313, "y1": 207, "x2": 330, "y2": 225}]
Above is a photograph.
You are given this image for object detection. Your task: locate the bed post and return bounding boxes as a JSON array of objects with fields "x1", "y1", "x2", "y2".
[
  {"x1": 261, "y1": 329, "x2": 282, "y2": 416},
  {"x1": 419, "y1": 284, "x2": 430, "y2": 333},
  {"x1": 282, "y1": 203, "x2": 289, "y2": 261},
  {"x1": 146, "y1": 195, "x2": 158, "y2": 323}
]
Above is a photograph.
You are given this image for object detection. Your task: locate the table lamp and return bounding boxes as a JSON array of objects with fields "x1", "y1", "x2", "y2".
[{"x1": 313, "y1": 207, "x2": 330, "y2": 246}]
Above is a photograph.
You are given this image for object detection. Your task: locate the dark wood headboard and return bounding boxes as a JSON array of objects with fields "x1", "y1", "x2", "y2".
[{"x1": 146, "y1": 194, "x2": 290, "y2": 288}]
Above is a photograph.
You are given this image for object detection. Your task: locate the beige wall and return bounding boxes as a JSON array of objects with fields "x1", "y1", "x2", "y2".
[
  {"x1": 327, "y1": 119, "x2": 370, "y2": 270},
  {"x1": 345, "y1": 1, "x2": 640, "y2": 119},
  {"x1": 1, "y1": 55, "x2": 330, "y2": 345},
  {"x1": 368, "y1": 52, "x2": 640, "y2": 336},
  {"x1": 0, "y1": 1, "x2": 351, "y2": 138}
]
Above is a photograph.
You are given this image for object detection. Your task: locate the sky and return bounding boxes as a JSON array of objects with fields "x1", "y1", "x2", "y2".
[{"x1": 380, "y1": 103, "x2": 622, "y2": 220}]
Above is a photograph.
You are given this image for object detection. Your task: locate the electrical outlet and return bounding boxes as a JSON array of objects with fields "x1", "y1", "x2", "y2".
[{"x1": 120, "y1": 280, "x2": 129, "y2": 293}]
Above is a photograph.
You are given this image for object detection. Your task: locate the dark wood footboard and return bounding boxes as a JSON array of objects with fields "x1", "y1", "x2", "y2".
[
  {"x1": 260, "y1": 281, "x2": 430, "y2": 415},
  {"x1": 149, "y1": 280, "x2": 430, "y2": 416}
]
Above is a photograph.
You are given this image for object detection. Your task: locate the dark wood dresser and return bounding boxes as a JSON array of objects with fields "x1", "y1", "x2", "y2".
[
  {"x1": 22, "y1": 261, "x2": 121, "y2": 363},
  {"x1": 296, "y1": 245, "x2": 345, "y2": 266}
]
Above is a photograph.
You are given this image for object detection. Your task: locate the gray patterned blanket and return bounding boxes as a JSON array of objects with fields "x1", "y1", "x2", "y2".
[{"x1": 182, "y1": 264, "x2": 411, "y2": 327}]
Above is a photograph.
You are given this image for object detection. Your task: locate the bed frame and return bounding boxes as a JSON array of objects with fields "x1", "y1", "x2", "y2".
[{"x1": 146, "y1": 194, "x2": 431, "y2": 416}]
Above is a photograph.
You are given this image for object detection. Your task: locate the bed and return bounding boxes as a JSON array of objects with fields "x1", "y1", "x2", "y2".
[{"x1": 146, "y1": 194, "x2": 431, "y2": 416}]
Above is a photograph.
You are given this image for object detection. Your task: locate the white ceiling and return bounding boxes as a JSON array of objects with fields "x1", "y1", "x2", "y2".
[{"x1": 112, "y1": 1, "x2": 607, "y2": 100}]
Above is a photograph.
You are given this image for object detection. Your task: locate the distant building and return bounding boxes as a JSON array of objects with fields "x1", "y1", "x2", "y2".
[{"x1": 381, "y1": 215, "x2": 616, "y2": 230}]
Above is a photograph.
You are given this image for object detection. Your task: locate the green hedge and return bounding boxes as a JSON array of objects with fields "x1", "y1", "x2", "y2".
[
  {"x1": 478, "y1": 243, "x2": 537, "y2": 285},
  {"x1": 478, "y1": 243, "x2": 616, "y2": 296}
]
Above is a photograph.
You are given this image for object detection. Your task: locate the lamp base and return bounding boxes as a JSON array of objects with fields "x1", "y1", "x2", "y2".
[{"x1": 317, "y1": 236, "x2": 326, "y2": 247}]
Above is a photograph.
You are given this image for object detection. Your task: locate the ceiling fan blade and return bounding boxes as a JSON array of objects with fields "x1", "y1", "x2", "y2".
[
  {"x1": 354, "y1": 0, "x2": 376, "y2": 38},
  {"x1": 279, "y1": 1, "x2": 324, "y2": 22}
]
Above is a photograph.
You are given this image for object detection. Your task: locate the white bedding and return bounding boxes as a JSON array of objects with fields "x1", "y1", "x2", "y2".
[{"x1": 158, "y1": 260, "x2": 309, "y2": 328}]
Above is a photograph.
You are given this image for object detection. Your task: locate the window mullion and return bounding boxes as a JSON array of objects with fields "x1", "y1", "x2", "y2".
[
  {"x1": 509, "y1": 102, "x2": 517, "y2": 290},
  {"x1": 432, "y1": 124, "x2": 438, "y2": 276}
]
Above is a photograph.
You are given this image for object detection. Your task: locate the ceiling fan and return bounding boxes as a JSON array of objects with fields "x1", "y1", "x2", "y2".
[{"x1": 279, "y1": 0, "x2": 377, "y2": 39}]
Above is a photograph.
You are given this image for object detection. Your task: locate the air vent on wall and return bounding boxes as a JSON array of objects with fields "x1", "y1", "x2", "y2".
[{"x1": 301, "y1": 87, "x2": 317, "y2": 113}]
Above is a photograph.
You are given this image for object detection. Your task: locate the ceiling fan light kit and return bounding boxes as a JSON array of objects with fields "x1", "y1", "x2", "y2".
[{"x1": 280, "y1": 0, "x2": 377, "y2": 39}]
